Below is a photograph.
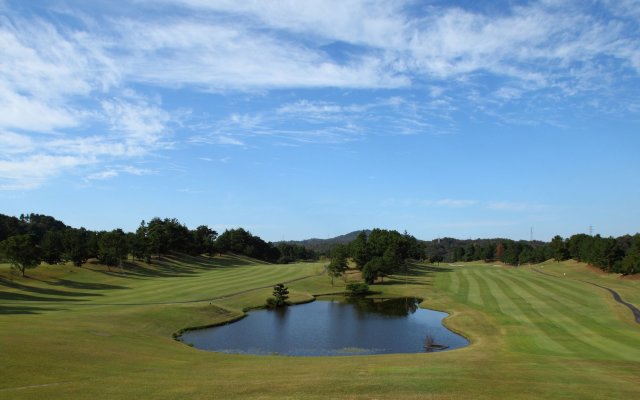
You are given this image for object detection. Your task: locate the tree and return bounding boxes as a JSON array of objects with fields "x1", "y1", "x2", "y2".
[
  {"x1": 63, "y1": 228, "x2": 89, "y2": 266},
  {"x1": 362, "y1": 257, "x2": 384, "y2": 284},
  {"x1": 350, "y1": 231, "x2": 369, "y2": 269},
  {"x1": 495, "y1": 242, "x2": 505, "y2": 260},
  {"x1": 328, "y1": 244, "x2": 348, "y2": 285},
  {"x1": 216, "y1": 228, "x2": 281, "y2": 262},
  {"x1": 193, "y1": 225, "x2": 217, "y2": 256},
  {"x1": 621, "y1": 248, "x2": 640, "y2": 275},
  {"x1": 1, "y1": 234, "x2": 41, "y2": 277},
  {"x1": 98, "y1": 229, "x2": 128, "y2": 271},
  {"x1": 272, "y1": 283, "x2": 289, "y2": 307},
  {"x1": 132, "y1": 221, "x2": 151, "y2": 262},
  {"x1": 550, "y1": 235, "x2": 568, "y2": 262},
  {"x1": 147, "y1": 218, "x2": 170, "y2": 257},
  {"x1": 346, "y1": 282, "x2": 369, "y2": 296},
  {"x1": 41, "y1": 230, "x2": 64, "y2": 265}
]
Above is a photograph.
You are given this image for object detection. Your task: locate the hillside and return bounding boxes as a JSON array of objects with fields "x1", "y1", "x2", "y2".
[
  {"x1": 281, "y1": 230, "x2": 371, "y2": 253},
  {"x1": 1, "y1": 256, "x2": 639, "y2": 399}
]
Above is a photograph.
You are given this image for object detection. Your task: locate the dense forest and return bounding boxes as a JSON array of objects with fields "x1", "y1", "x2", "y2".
[
  {"x1": 0, "y1": 213, "x2": 317, "y2": 276},
  {"x1": 418, "y1": 234, "x2": 639, "y2": 275},
  {"x1": 1, "y1": 213, "x2": 638, "y2": 277}
]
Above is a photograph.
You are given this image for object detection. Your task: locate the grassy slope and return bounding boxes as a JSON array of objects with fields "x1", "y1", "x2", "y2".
[{"x1": 1, "y1": 256, "x2": 639, "y2": 399}]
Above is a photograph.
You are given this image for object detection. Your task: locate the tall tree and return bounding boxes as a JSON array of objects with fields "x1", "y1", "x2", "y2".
[
  {"x1": 41, "y1": 230, "x2": 64, "y2": 265},
  {"x1": 350, "y1": 231, "x2": 369, "y2": 269},
  {"x1": 1, "y1": 234, "x2": 41, "y2": 277},
  {"x1": 98, "y1": 229, "x2": 128, "y2": 271},
  {"x1": 63, "y1": 228, "x2": 89, "y2": 266},
  {"x1": 193, "y1": 225, "x2": 217, "y2": 256},
  {"x1": 272, "y1": 283, "x2": 289, "y2": 307},
  {"x1": 550, "y1": 235, "x2": 568, "y2": 262},
  {"x1": 620, "y1": 234, "x2": 640, "y2": 275},
  {"x1": 132, "y1": 220, "x2": 151, "y2": 262},
  {"x1": 328, "y1": 244, "x2": 348, "y2": 285}
]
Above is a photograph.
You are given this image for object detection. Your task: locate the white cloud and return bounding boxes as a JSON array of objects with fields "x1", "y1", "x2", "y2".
[
  {"x1": 0, "y1": 154, "x2": 92, "y2": 190},
  {"x1": 1, "y1": 1, "x2": 639, "y2": 190},
  {"x1": 120, "y1": 165, "x2": 153, "y2": 176},
  {"x1": 101, "y1": 98, "x2": 172, "y2": 149},
  {"x1": 215, "y1": 136, "x2": 245, "y2": 146},
  {"x1": 86, "y1": 169, "x2": 118, "y2": 181},
  {"x1": 430, "y1": 199, "x2": 480, "y2": 208},
  {"x1": 110, "y1": 18, "x2": 406, "y2": 90},
  {"x1": 487, "y1": 201, "x2": 547, "y2": 212},
  {"x1": 0, "y1": 131, "x2": 33, "y2": 154},
  {"x1": 383, "y1": 198, "x2": 480, "y2": 208},
  {"x1": 0, "y1": 83, "x2": 79, "y2": 132},
  {"x1": 84, "y1": 165, "x2": 153, "y2": 181}
]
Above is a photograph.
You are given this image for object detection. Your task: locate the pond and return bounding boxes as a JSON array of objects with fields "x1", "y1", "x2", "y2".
[{"x1": 180, "y1": 297, "x2": 469, "y2": 356}]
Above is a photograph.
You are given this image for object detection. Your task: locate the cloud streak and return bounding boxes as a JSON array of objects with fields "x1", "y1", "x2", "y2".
[{"x1": 1, "y1": 1, "x2": 639, "y2": 190}]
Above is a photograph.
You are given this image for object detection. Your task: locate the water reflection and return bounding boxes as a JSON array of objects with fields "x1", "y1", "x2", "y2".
[
  {"x1": 181, "y1": 297, "x2": 468, "y2": 356},
  {"x1": 345, "y1": 297, "x2": 420, "y2": 317}
]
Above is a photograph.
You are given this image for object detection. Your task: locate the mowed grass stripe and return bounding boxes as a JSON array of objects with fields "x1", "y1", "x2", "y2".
[
  {"x1": 526, "y1": 271, "x2": 600, "y2": 309},
  {"x1": 437, "y1": 267, "x2": 452, "y2": 293},
  {"x1": 90, "y1": 265, "x2": 315, "y2": 304},
  {"x1": 93, "y1": 272, "x2": 261, "y2": 303},
  {"x1": 464, "y1": 268, "x2": 484, "y2": 308},
  {"x1": 447, "y1": 266, "x2": 460, "y2": 295},
  {"x1": 455, "y1": 268, "x2": 470, "y2": 303},
  {"x1": 495, "y1": 272, "x2": 634, "y2": 360},
  {"x1": 490, "y1": 272, "x2": 575, "y2": 355},
  {"x1": 105, "y1": 273, "x2": 294, "y2": 304},
  {"x1": 526, "y1": 268, "x2": 605, "y2": 307},
  {"x1": 478, "y1": 269, "x2": 573, "y2": 355},
  {"x1": 502, "y1": 271, "x2": 640, "y2": 359},
  {"x1": 469, "y1": 270, "x2": 503, "y2": 316},
  {"x1": 526, "y1": 268, "x2": 640, "y2": 326}
]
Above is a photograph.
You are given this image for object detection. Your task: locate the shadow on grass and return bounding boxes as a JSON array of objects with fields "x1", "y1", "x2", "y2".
[
  {"x1": 0, "y1": 277, "x2": 103, "y2": 298},
  {"x1": 0, "y1": 304, "x2": 64, "y2": 315},
  {"x1": 96, "y1": 253, "x2": 262, "y2": 279},
  {"x1": 51, "y1": 279, "x2": 127, "y2": 291},
  {"x1": 412, "y1": 264, "x2": 453, "y2": 273},
  {"x1": 0, "y1": 290, "x2": 86, "y2": 302},
  {"x1": 374, "y1": 263, "x2": 452, "y2": 286}
]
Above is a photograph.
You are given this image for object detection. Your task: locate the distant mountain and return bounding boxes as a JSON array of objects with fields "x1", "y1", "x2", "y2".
[{"x1": 282, "y1": 230, "x2": 371, "y2": 254}]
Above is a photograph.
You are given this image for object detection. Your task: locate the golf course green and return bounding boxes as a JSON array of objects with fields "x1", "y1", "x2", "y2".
[{"x1": 1, "y1": 255, "x2": 639, "y2": 399}]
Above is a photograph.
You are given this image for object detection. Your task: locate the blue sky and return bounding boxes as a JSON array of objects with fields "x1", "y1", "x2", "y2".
[{"x1": 1, "y1": 0, "x2": 639, "y2": 242}]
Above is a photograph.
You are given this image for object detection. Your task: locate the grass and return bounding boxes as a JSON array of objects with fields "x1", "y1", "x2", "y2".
[{"x1": 1, "y1": 255, "x2": 639, "y2": 399}]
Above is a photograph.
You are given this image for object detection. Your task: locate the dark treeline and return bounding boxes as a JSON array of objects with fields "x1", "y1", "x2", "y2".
[
  {"x1": 421, "y1": 234, "x2": 639, "y2": 275},
  {"x1": 2, "y1": 213, "x2": 638, "y2": 277},
  {"x1": 330, "y1": 229, "x2": 423, "y2": 284},
  {"x1": 0, "y1": 213, "x2": 317, "y2": 276}
]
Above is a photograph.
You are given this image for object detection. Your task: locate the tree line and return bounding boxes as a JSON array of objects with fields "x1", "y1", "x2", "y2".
[
  {"x1": 421, "y1": 234, "x2": 639, "y2": 275},
  {"x1": 2, "y1": 213, "x2": 638, "y2": 277},
  {"x1": 329, "y1": 229, "x2": 423, "y2": 284},
  {"x1": 0, "y1": 213, "x2": 317, "y2": 277}
]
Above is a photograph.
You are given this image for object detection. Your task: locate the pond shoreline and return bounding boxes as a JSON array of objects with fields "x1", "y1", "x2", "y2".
[{"x1": 177, "y1": 296, "x2": 469, "y2": 356}]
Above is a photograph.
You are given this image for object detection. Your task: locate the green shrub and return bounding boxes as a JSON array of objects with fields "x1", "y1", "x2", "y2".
[
  {"x1": 265, "y1": 297, "x2": 277, "y2": 309},
  {"x1": 346, "y1": 282, "x2": 370, "y2": 296}
]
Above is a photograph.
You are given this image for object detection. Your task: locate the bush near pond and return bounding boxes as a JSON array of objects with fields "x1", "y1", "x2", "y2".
[{"x1": 346, "y1": 282, "x2": 370, "y2": 296}]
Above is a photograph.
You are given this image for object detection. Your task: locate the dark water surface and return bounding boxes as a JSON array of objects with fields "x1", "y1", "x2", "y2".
[{"x1": 181, "y1": 297, "x2": 468, "y2": 356}]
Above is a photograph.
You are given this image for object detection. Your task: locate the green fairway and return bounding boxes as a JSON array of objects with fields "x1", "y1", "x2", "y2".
[{"x1": 1, "y1": 256, "x2": 639, "y2": 399}]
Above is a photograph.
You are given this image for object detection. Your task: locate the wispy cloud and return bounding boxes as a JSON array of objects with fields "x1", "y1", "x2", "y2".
[
  {"x1": 487, "y1": 201, "x2": 548, "y2": 212},
  {"x1": 85, "y1": 165, "x2": 153, "y2": 182},
  {"x1": 0, "y1": 154, "x2": 92, "y2": 190},
  {"x1": 383, "y1": 198, "x2": 480, "y2": 208},
  {"x1": 1, "y1": 1, "x2": 639, "y2": 190}
]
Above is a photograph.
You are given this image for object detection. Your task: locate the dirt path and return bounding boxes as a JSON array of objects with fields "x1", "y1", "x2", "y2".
[{"x1": 532, "y1": 268, "x2": 640, "y2": 324}]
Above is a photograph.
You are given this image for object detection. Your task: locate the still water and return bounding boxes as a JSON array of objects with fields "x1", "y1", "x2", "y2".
[{"x1": 181, "y1": 297, "x2": 469, "y2": 356}]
